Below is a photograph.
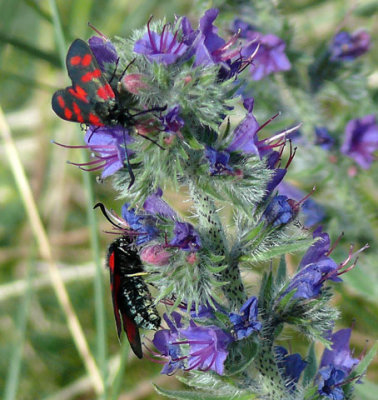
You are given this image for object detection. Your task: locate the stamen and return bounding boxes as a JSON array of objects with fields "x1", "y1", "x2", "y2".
[
  {"x1": 256, "y1": 112, "x2": 281, "y2": 133},
  {"x1": 160, "y1": 24, "x2": 167, "y2": 51},
  {"x1": 296, "y1": 186, "x2": 316, "y2": 207},
  {"x1": 88, "y1": 22, "x2": 108, "y2": 40},
  {"x1": 147, "y1": 15, "x2": 158, "y2": 52},
  {"x1": 326, "y1": 232, "x2": 344, "y2": 256},
  {"x1": 264, "y1": 123, "x2": 302, "y2": 144}
]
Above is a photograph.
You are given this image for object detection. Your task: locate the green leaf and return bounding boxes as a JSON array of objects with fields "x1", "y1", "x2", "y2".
[
  {"x1": 302, "y1": 343, "x2": 317, "y2": 386},
  {"x1": 276, "y1": 255, "x2": 286, "y2": 285},
  {"x1": 355, "y1": 380, "x2": 378, "y2": 400},
  {"x1": 303, "y1": 385, "x2": 319, "y2": 399},
  {"x1": 154, "y1": 385, "x2": 234, "y2": 400},
  {"x1": 243, "y1": 222, "x2": 264, "y2": 242},
  {"x1": 225, "y1": 338, "x2": 259, "y2": 375}
]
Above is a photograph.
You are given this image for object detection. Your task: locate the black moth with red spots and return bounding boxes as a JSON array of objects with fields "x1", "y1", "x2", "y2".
[
  {"x1": 107, "y1": 236, "x2": 161, "y2": 359},
  {"x1": 52, "y1": 39, "x2": 136, "y2": 128}
]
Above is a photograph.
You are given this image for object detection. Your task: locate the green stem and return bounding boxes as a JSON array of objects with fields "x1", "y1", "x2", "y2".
[{"x1": 188, "y1": 179, "x2": 247, "y2": 310}]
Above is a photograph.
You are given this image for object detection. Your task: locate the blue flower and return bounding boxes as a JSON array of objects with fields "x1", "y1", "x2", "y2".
[
  {"x1": 134, "y1": 19, "x2": 188, "y2": 65},
  {"x1": 152, "y1": 313, "x2": 185, "y2": 375},
  {"x1": 341, "y1": 115, "x2": 378, "y2": 169},
  {"x1": 170, "y1": 222, "x2": 202, "y2": 252},
  {"x1": 88, "y1": 35, "x2": 118, "y2": 71},
  {"x1": 227, "y1": 98, "x2": 260, "y2": 156},
  {"x1": 318, "y1": 365, "x2": 346, "y2": 400},
  {"x1": 275, "y1": 346, "x2": 307, "y2": 390},
  {"x1": 314, "y1": 126, "x2": 335, "y2": 150},
  {"x1": 320, "y1": 329, "x2": 359, "y2": 375},
  {"x1": 262, "y1": 195, "x2": 294, "y2": 227},
  {"x1": 205, "y1": 147, "x2": 234, "y2": 175},
  {"x1": 278, "y1": 182, "x2": 325, "y2": 227},
  {"x1": 179, "y1": 321, "x2": 233, "y2": 375},
  {"x1": 330, "y1": 30, "x2": 371, "y2": 61},
  {"x1": 55, "y1": 126, "x2": 133, "y2": 179},
  {"x1": 229, "y1": 296, "x2": 262, "y2": 340},
  {"x1": 160, "y1": 106, "x2": 184, "y2": 134},
  {"x1": 121, "y1": 203, "x2": 158, "y2": 245},
  {"x1": 143, "y1": 187, "x2": 177, "y2": 220}
]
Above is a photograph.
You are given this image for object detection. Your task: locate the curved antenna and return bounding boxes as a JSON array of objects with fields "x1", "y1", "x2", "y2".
[{"x1": 94, "y1": 202, "x2": 126, "y2": 230}]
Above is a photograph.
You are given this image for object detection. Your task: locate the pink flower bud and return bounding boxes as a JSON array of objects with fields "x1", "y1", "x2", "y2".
[
  {"x1": 140, "y1": 245, "x2": 171, "y2": 266},
  {"x1": 186, "y1": 252, "x2": 197, "y2": 264},
  {"x1": 121, "y1": 74, "x2": 149, "y2": 94}
]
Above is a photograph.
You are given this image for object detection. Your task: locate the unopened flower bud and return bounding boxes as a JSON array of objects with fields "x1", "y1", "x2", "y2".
[
  {"x1": 140, "y1": 245, "x2": 171, "y2": 266},
  {"x1": 121, "y1": 73, "x2": 149, "y2": 94}
]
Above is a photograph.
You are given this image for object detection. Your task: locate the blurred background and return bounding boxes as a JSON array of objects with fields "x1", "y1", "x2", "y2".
[{"x1": 0, "y1": 0, "x2": 377, "y2": 399}]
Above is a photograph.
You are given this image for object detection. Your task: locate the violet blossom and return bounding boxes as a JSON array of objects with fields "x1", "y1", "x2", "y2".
[
  {"x1": 229, "y1": 296, "x2": 262, "y2": 340},
  {"x1": 134, "y1": 19, "x2": 188, "y2": 65},
  {"x1": 205, "y1": 147, "x2": 234, "y2": 175},
  {"x1": 278, "y1": 182, "x2": 325, "y2": 227},
  {"x1": 152, "y1": 313, "x2": 185, "y2": 375},
  {"x1": 160, "y1": 106, "x2": 184, "y2": 134},
  {"x1": 275, "y1": 346, "x2": 307, "y2": 390},
  {"x1": 56, "y1": 125, "x2": 133, "y2": 179},
  {"x1": 170, "y1": 222, "x2": 202, "y2": 251},
  {"x1": 330, "y1": 30, "x2": 371, "y2": 61},
  {"x1": 88, "y1": 35, "x2": 118, "y2": 71},
  {"x1": 341, "y1": 115, "x2": 378, "y2": 169},
  {"x1": 317, "y1": 366, "x2": 346, "y2": 400},
  {"x1": 262, "y1": 195, "x2": 294, "y2": 227},
  {"x1": 315, "y1": 126, "x2": 335, "y2": 151},
  {"x1": 179, "y1": 321, "x2": 233, "y2": 375},
  {"x1": 320, "y1": 329, "x2": 359, "y2": 374}
]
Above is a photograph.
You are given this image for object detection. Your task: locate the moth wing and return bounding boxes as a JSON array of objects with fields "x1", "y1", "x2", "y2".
[{"x1": 52, "y1": 39, "x2": 115, "y2": 126}]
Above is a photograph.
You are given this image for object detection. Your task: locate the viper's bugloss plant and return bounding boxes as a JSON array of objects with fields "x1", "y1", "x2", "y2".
[{"x1": 51, "y1": 6, "x2": 377, "y2": 400}]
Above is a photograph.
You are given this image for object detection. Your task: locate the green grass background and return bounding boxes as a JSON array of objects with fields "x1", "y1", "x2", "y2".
[{"x1": 0, "y1": 0, "x2": 377, "y2": 399}]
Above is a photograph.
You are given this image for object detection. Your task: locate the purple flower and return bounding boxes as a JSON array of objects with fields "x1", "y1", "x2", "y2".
[
  {"x1": 179, "y1": 321, "x2": 233, "y2": 375},
  {"x1": 134, "y1": 19, "x2": 188, "y2": 65},
  {"x1": 143, "y1": 188, "x2": 177, "y2": 219},
  {"x1": 330, "y1": 30, "x2": 371, "y2": 61},
  {"x1": 236, "y1": 27, "x2": 291, "y2": 81},
  {"x1": 227, "y1": 98, "x2": 260, "y2": 155},
  {"x1": 205, "y1": 147, "x2": 234, "y2": 175},
  {"x1": 160, "y1": 106, "x2": 184, "y2": 134},
  {"x1": 318, "y1": 365, "x2": 346, "y2": 400},
  {"x1": 181, "y1": 9, "x2": 253, "y2": 78},
  {"x1": 170, "y1": 222, "x2": 202, "y2": 251},
  {"x1": 153, "y1": 313, "x2": 185, "y2": 375},
  {"x1": 262, "y1": 195, "x2": 294, "y2": 227},
  {"x1": 229, "y1": 296, "x2": 262, "y2": 340},
  {"x1": 278, "y1": 182, "x2": 325, "y2": 227},
  {"x1": 275, "y1": 346, "x2": 307, "y2": 390},
  {"x1": 283, "y1": 228, "x2": 340, "y2": 299},
  {"x1": 88, "y1": 36, "x2": 118, "y2": 71},
  {"x1": 56, "y1": 126, "x2": 133, "y2": 179},
  {"x1": 121, "y1": 203, "x2": 158, "y2": 245},
  {"x1": 320, "y1": 329, "x2": 359, "y2": 374},
  {"x1": 315, "y1": 127, "x2": 335, "y2": 151},
  {"x1": 341, "y1": 115, "x2": 378, "y2": 169}
]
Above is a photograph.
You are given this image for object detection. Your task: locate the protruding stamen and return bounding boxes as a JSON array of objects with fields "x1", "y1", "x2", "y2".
[
  {"x1": 88, "y1": 22, "x2": 108, "y2": 40},
  {"x1": 147, "y1": 15, "x2": 158, "y2": 52},
  {"x1": 326, "y1": 232, "x2": 344, "y2": 256},
  {"x1": 257, "y1": 112, "x2": 281, "y2": 133}
]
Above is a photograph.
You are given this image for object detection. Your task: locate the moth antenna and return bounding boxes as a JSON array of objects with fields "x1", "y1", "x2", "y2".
[
  {"x1": 119, "y1": 58, "x2": 137, "y2": 82},
  {"x1": 94, "y1": 202, "x2": 126, "y2": 230}
]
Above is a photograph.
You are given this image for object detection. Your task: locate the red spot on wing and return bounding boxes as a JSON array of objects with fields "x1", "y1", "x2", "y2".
[
  {"x1": 89, "y1": 113, "x2": 104, "y2": 126},
  {"x1": 72, "y1": 102, "x2": 84, "y2": 123},
  {"x1": 68, "y1": 86, "x2": 89, "y2": 103},
  {"x1": 105, "y1": 83, "x2": 115, "y2": 99},
  {"x1": 109, "y1": 252, "x2": 115, "y2": 273},
  {"x1": 81, "y1": 53, "x2": 92, "y2": 67},
  {"x1": 70, "y1": 56, "x2": 82, "y2": 66},
  {"x1": 57, "y1": 95, "x2": 65, "y2": 108},
  {"x1": 97, "y1": 84, "x2": 115, "y2": 100},
  {"x1": 64, "y1": 108, "x2": 73, "y2": 120},
  {"x1": 81, "y1": 69, "x2": 102, "y2": 82}
]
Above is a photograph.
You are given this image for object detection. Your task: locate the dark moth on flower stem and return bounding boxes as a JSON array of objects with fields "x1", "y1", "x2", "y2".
[{"x1": 106, "y1": 235, "x2": 161, "y2": 358}]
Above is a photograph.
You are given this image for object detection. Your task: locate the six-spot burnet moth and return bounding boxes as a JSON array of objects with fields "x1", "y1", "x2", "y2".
[{"x1": 95, "y1": 203, "x2": 161, "y2": 359}]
